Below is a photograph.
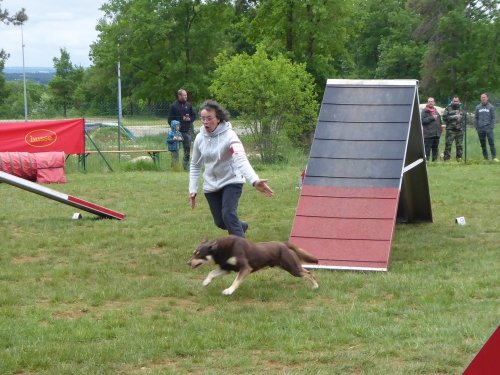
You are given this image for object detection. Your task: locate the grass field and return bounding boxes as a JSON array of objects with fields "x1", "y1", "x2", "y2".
[{"x1": 0, "y1": 143, "x2": 499, "y2": 374}]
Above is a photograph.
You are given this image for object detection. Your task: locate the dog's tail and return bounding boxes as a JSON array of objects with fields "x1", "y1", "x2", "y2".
[{"x1": 285, "y1": 242, "x2": 318, "y2": 264}]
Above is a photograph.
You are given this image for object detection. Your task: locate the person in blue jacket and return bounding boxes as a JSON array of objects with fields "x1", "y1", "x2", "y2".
[
  {"x1": 475, "y1": 93, "x2": 497, "y2": 162},
  {"x1": 166, "y1": 120, "x2": 183, "y2": 168}
]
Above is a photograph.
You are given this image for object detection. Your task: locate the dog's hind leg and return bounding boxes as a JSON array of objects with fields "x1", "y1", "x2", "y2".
[
  {"x1": 203, "y1": 267, "x2": 229, "y2": 287},
  {"x1": 222, "y1": 267, "x2": 252, "y2": 295},
  {"x1": 279, "y1": 250, "x2": 319, "y2": 290}
]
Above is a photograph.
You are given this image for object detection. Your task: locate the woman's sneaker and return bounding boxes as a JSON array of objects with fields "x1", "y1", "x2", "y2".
[{"x1": 241, "y1": 221, "x2": 249, "y2": 234}]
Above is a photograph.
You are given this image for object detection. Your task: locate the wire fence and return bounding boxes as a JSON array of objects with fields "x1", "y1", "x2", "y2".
[{"x1": 1, "y1": 102, "x2": 498, "y2": 164}]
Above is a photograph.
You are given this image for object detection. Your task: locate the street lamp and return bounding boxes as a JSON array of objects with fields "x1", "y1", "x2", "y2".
[
  {"x1": 11, "y1": 9, "x2": 29, "y2": 121},
  {"x1": 21, "y1": 23, "x2": 28, "y2": 121}
]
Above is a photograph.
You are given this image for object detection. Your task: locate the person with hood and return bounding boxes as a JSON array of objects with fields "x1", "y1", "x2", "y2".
[
  {"x1": 168, "y1": 89, "x2": 196, "y2": 170},
  {"x1": 166, "y1": 120, "x2": 183, "y2": 168},
  {"x1": 421, "y1": 97, "x2": 442, "y2": 162},
  {"x1": 443, "y1": 96, "x2": 466, "y2": 162},
  {"x1": 188, "y1": 100, "x2": 273, "y2": 237},
  {"x1": 475, "y1": 92, "x2": 497, "y2": 162}
]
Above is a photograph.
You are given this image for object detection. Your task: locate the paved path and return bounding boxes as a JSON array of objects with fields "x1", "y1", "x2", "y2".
[{"x1": 127, "y1": 126, "x2": 168, "y2": 137}]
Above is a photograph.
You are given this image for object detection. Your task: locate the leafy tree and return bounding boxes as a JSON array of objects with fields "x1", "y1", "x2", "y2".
[
  {"x1": 210, "y1": 46, "x2": 318, "y2": 163},
  {"x1": 0, "y1": 58, "x2": 5, "y2": 108},
  {"x1": 348, "y1": 0, "x2": 395, "y2": 77},
  {"x1": 1, "y1": 3, "x2": 28, "y2": 61},
  {"x1": 230, "y1": 0, "x2": 259, "y2": 55},
  {"x1": 1, "y1": 3, "x2": 28, "y2": 109},
  {"x1": 374, "y1": 5, "x2": 425, "y2": 79},
  {"x1": 72, "y1": 66, "x2": 117, "y2": 116},
  {"x1": 91, "y1": 0, "x2": 235, "y2": 108},
  {"x1": 414, "y1": 0, "x2": 500, "y2": 102},
  {"x1": 0, "y1": 80, "x2": 45, "y2": 119},
  {"x1": 48, "y1": 48, "x2": 84, "y2": 117},
  {"x1": 245, "y1": 0, "x2": 353, "y2": 95},
  {"x1": 348, "y1": 0, "x2": 424, "y2": 79}
]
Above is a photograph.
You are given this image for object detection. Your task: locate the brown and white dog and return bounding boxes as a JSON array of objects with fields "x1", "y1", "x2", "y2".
[{"x1": 187, "y1": 235, "x2": 319, "y2": 295}]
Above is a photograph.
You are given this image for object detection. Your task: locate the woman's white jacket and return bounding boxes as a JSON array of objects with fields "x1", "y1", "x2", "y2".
[{"x1": 189, "y1": 121, "x2": 259, "y2": 194}]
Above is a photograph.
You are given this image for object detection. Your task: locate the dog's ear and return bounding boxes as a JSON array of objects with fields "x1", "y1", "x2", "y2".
[{"x1": 201, "y1": 236, "x2": 209, "y2": 244}]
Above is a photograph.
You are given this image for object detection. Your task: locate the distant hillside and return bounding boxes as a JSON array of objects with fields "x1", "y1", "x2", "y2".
[
  {"x1": 4, "y1": 67, "x2": 55, "y2": 74},
  {"x1": 3, "y1": 67, "x2": 56, "y2": 85}
]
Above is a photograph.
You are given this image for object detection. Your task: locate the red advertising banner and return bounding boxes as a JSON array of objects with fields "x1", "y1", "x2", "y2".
[{"x1": 0, "y1": 118, "x2": 85, "y2": 154}]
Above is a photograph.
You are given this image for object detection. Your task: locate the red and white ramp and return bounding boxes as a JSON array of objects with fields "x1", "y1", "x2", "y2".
[{"x1": 0, "y1": 170, "x2": 125, "y2": 220}]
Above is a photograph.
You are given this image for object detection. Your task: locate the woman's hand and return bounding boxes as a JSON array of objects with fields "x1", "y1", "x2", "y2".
[
  {"x1": 189, "y1": 193, "x2": 197, "y2": 209},
  {"x1": 253, "y1": 179, "x2": 274, "y2": 197}
]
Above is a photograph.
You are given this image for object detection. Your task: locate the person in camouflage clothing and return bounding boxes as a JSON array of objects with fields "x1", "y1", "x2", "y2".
[{"x1": 443, "y1": 96, "x2": 466, "y2": 161}]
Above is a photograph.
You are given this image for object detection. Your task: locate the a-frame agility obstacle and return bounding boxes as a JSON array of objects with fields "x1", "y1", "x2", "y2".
[
  {"x1": 0, "y1": 170, "x2": 125, "y2": 220},
  {"x1": 290, "y1": 79, "x2": 432, "y2": 271}
]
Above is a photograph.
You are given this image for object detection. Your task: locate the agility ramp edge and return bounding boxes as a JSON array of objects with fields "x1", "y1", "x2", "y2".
[{"x1": 0, "y1": 171, "x2": 125, "y2": 220}]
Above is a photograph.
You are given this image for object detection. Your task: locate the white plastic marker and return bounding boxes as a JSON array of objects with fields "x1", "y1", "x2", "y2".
[{"x1": 0, "y1": 171, "x2": 125, "y2": 220}]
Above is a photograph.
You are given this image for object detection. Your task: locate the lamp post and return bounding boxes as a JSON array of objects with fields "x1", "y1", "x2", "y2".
[{"x1": 21, "y1": 23, "x2": 28, "y2": 121}]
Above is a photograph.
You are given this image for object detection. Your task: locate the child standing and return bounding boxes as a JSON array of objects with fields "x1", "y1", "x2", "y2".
[{"x1": 166, "y1": 120, "x2": 184, "y2": 168}]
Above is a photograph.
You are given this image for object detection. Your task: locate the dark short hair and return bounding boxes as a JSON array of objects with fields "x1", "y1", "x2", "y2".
[{"x1": 199, "y1": 100, "x2": 230, "y2": 122}]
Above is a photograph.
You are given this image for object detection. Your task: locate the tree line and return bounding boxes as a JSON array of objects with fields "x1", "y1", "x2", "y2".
[{"x1": 1, "y1": 0, "x2": 499, "y2": 123}]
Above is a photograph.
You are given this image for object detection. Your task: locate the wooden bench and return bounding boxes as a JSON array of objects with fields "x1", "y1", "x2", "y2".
[{"x1": 78, "y1": 150, "x2": 170, "y2": 171}]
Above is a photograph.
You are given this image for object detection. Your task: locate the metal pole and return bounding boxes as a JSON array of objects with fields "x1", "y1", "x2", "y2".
[
  {"x1": 464, "y1": 103, "x2": 467, "y2": 163},
  {"x1": 21, "y1": 24, "x2": 28, "y2": 121},
  {"x1": 117, "y1": 60, "x2": 123, "y2": 161}
]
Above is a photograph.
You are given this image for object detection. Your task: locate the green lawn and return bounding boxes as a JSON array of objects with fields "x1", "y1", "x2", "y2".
[{"x1": 0, "y1": 155, "x2": 498, "y2": 374}]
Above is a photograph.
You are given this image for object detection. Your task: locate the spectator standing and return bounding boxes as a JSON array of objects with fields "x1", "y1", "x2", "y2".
[
  {"x1": 443, "y1": 96, "x2": 466, "y2": 162},
  {"x1": 166, "y1": 120, "x2": 183, "y2": 168},
  {"x1": 189, "y1": 100, "x2": 273, "y2": 237},
  {"x1": 475, "y1": 93, "x2": 497, "y2": 162},
  {"x1": 421, "y1": 97, "x2": 442, "y2": 162},
  {"x1": 168, "y1": 89, "x2": 196, "y2": 170}
]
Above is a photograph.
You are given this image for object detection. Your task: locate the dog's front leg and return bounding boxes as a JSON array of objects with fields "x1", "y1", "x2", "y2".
[
  {"x1": 222, "y1": 267, "x2": 252, "y2": 295},
  {"x1": 203, "y1": 267, "x2": 229, "y2": 287},
  {"x1": 302, "y1": 270, "x2": 319, "y2": 289}
]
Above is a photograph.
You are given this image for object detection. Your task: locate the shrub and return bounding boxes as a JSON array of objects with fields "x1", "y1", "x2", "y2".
[{"x1": 210, "y1": 46, "x2": 318, "y2": 163}]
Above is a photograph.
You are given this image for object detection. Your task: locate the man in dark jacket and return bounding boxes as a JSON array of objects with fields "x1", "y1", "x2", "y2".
[
  {"x1": 168, "y1": 89, "x2": 196, "y2": 170},
  {"x1": 475, "y1": 93, "x2": 497, "y2": 162},
  {"x1": 421, "y1": 97, "x2": 442, "y2": 162},
  {"x1": 443, "y1": 96, "x2": 466, "y2": 162}
]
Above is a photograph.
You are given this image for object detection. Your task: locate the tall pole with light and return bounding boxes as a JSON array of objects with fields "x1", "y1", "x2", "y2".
[
  {"x1": 21, "y1": 23, "x2": 28, "y2": 121},
  {"x1": 11, "y1": 9, "x2": 29, "y2": 121}
]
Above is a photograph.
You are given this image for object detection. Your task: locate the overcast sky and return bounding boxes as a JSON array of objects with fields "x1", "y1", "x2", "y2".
[{"x1": 1, "y1": 0, "x2": 105, "y2": 67}]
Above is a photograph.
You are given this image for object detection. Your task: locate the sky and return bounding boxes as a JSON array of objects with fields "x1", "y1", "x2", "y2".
[{"x1": 1, "y1": 0, "x2": 106, "y2": 68}]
